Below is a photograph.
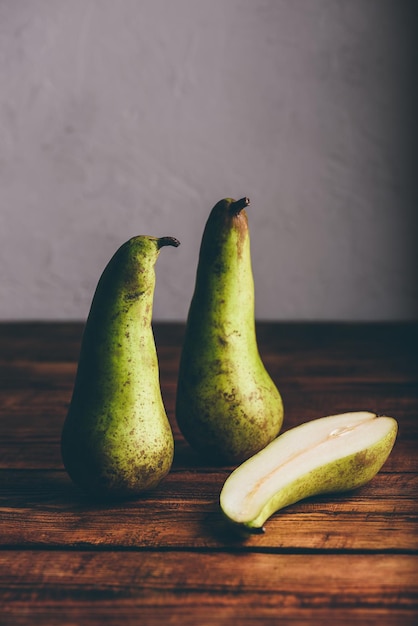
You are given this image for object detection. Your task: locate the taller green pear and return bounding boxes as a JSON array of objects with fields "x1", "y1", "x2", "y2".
[
  {"x1": 61, "y1": 235, "x2": 179, "y2": 499},
  {"x1": 176, "y1": 197, "x2": 283, "y2": 464}
]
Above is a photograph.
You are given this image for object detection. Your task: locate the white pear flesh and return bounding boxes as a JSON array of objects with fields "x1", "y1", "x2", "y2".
[{"x1": 220, "y1": 411, "x2": 398, "y2": 532}]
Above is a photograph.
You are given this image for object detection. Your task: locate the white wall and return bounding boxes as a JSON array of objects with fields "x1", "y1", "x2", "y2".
[{"x1": 1, "y1": 0, "x2": 417, "y2": 321}]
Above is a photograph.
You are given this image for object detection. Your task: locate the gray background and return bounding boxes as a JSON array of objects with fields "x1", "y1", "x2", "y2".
[{"x1": 1, "y1": 0, "x2": 417, "y2": 321}]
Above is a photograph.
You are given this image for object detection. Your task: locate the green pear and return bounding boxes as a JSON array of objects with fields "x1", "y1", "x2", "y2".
[
  {"x1": 176, "y1": 197, "x2": 283, "y2": 463},
  {"x1": 220, "y1": 411, "x2": 398, "y2": 532},
  {"x1": 61, "y1": 235, "x2": 179, "y2": 499}
]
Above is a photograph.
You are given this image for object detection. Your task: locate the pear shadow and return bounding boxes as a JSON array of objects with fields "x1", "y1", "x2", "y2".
[
  {"x1": 60, "y1": 478, "x2": 170, "y2": 511},
  {"x1": 3, "y1": 468, "x2": 157, "y2": 513},
  {"x1": 2, "y1": 469, "x2": 85, "y2": 509},
  {"x1": 199, "y1": 502, "x2": 269, "y2": 545},
  {"x1": 172, "y1": 439, "x2": 237, "y2": 470},
  {"x1": 172, "y1": 440, "x2": 256, "y2": 544}
]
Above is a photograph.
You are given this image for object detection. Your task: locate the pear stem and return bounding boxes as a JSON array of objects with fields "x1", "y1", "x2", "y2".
[
  {"x1": 157, "y1": 236, "x2": 180, "y2": 249},
  {"x1": 230, "y1": 197, "x2": 250, "y2": 215}
]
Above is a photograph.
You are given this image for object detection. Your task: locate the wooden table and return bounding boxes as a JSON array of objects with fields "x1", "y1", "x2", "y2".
[{"x1": 0, "y1": 322, "x2": 417, "y2": 625}]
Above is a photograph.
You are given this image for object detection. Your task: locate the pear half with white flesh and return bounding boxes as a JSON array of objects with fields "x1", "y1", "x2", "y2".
[{"x1": 220, "y1": 411, "x2": 398, "y2": 532}]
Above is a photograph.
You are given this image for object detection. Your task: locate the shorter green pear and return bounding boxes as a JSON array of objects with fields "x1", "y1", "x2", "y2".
[
  {"x1": 61, "y1": 235, "x2": 179, "y2": 500},
  {"x1": 220, "y1": 411, "x2": 398, "y2": 532}
]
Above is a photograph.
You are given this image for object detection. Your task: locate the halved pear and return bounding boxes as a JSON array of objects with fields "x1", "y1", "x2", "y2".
[{"x1": 220, "y1": 411, "x2": 398, "y2": 532}]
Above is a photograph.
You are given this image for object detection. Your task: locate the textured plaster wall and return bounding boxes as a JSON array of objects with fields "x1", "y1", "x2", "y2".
[{"x1": 1, "y1": 0, "x2": 417, "y2": 321}]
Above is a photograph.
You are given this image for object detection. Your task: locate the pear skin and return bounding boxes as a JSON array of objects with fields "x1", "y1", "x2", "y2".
[
  {"x1": 220, "y1": 411, "x2": 398, "y2": 532},
  {"x1": 61, "y1": 235, "x2": 179, "y2": 499},
  {"x1": 176, "y1": 198, "x2": 283, "y2": 464}
]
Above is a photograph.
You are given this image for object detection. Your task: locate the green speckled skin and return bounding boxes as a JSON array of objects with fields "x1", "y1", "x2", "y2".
[
  {"x1": 61, "y1": 236, "x2": 178, "y2": 499},
  {"x1": 176, "y1": 198, "x2": 283, "y2": 464}
]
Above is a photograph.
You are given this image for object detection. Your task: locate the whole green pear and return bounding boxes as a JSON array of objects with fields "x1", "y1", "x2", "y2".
[
  {"x1": 61, "y1": 235, "x2": 179, "y2": 499},
  {"x1": 176, "y1": 197, "x2": 283, "y2": 464}
]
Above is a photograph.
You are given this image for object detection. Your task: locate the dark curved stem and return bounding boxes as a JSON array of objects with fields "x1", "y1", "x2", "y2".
[
  {"x1": 157, "y1": 236, "x2": 181, "y2": 249},
  {"x1": 230, "y1": 197, "x2": 250, "y2": 215}
]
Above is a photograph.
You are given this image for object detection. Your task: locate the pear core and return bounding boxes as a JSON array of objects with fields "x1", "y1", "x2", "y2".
[{"x1": 220, "y1": 411, "x2": 398, "y2": 531}]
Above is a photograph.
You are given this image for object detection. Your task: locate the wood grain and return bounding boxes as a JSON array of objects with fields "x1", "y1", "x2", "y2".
[
  {"x1": 0, "y1": 322, "x2": 417, "y2": 624},
  {"x1": 0, "y1": 470, "x2": 417, "y2": 550},
  {"x1": 1, "y1": 552, "x2": 417, "y2": 625}
]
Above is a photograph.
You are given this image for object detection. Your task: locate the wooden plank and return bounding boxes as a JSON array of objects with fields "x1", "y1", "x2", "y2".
[
  {"x1": 1, "y1": 508, "x2": 416, "y2": 551},
  {"x1": 0, "y1": 434, "x2": 416, "y2": 472},
  {"x1": 0, "y1": 382, "x2": 416, "y2": 433},
  {"x1": 1, "y1": 320, "x2": 416, "y2": 352},
  {"x1": 0, "y1": 470, "x2": 416, "y2": 550},
  {"x1": 0, "y1": 468, "x2": 416, "y2": 504},
  {"x1": 2, "y1": 550, "x2": 417, "y2": 597},
  {"x1": 1, "y1": 359, "x2": 417, "y2": 388},
  {"x1": 1, "y1": 551, "x2": 417, "y2": 626},
  {"x1": 2, "y1": 607, "x2": 417, "y2": 626},
  {"x1": 1, "y1": 323, "x2": 416, "y2": 380}
]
